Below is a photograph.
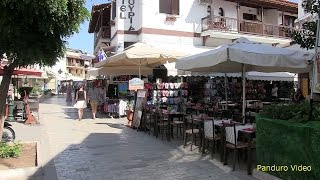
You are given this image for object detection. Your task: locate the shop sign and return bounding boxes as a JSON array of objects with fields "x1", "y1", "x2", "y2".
[
  {"x1": 119, "y1": 0, "x2": 135, "y2": 31},
  {"x1": 129, "y1": 78, "x2": 144, "y2": 91}
]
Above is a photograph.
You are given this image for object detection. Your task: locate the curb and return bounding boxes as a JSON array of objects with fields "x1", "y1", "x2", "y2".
[
  {"x1": 0, "y1": 141, "x2": 43, "y2": 179},
  {"x1": 253, "y1": 169, "x2": 282, "y2": 180}
]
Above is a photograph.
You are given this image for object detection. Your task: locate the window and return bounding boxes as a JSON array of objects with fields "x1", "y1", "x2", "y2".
[
  {"x1": 218, "y1": 8, "x2": 224, "y2": 16},
  {"x1": 68, "y1": 69, "x2": 71, "y2": 73},
  {"x1": 243, "y1": 13, "x2": 257, "y2": 21},
  {"x1": 159, "y1": 0, "x2": 179, "y2": 15}
]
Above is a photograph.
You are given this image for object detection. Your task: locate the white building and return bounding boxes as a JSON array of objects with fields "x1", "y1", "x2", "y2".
[
  {"x1": 89, "y1": 0, "x2": 298, "y2": 54},
  {"x1": 43, "y1": 48, "x2": 94, "y2": 92}
]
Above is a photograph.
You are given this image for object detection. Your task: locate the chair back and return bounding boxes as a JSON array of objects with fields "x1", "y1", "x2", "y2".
[
  {"x1": 223, "y1": 123, "x2": 237, "y2": 146},
  {"x1": 204, "y1": 119, "x2": 215, "y2": 139}
]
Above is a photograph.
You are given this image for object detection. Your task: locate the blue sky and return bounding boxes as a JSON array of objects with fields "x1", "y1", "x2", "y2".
[
  {"x1": 66, "y1": 0, "x2": 108, "y2": 54},
  {"x1": 66, "y1": 0, "x2": 299, "y2": 55}
]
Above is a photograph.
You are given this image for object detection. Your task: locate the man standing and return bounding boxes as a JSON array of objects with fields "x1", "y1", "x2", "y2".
[{"x1": 88, "y1": 84, "x2": 100, "y2": 119}]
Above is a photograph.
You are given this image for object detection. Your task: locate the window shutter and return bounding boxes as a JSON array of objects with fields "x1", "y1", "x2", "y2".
[
  {"x1": 171, "y1": 0, "x2": 179, "y2": 15},
  {"x1": 112, "y1": 1, "x2": 116, "y2": 20},
  {"x1": 160, "y1": 0, "x2": 171, "y2": 14}
]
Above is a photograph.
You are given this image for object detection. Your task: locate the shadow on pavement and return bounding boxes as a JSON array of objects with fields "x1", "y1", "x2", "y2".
[
  {"x1": 26, "y1": 124, "x2": 257, "y2": 180},
  {"x1": 95, "y1": 122, "x2": 124, "y2": 129}
]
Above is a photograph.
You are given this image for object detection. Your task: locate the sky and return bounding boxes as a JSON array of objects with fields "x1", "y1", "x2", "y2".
[
  {"x1": 66, "y1": 0, "x2": 300, "y2": 55},
  {"x1": 66, "y1": 0, "x2": 108, "y2": 55}
]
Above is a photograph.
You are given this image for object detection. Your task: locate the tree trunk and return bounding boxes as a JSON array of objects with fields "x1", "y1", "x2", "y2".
[{"x1": 0, "y1": 64, "x2": 15, "y2": 138}]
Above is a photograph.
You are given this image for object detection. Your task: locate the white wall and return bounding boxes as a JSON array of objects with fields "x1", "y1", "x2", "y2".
[
  {"x1": 263, "y1": 9, "x2": 279, "y2": 25},
  {"x1": 141, "y1": 0, "x2": 206, "y2": 33},
  {"x1": 211, "y1": 0, "x2": 237, "y2": 19},
  {"x1": 298, "y1": 0, "x2": 305, "y2": 18}
]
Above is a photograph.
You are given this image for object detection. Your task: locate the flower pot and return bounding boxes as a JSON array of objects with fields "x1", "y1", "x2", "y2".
[{"x1": 126, "y1": 110, "x2": 133, "y2": 121}]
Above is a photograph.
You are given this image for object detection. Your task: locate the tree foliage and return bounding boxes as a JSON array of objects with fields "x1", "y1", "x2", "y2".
[
  {"x1": 290, "y1": 0, "x2": 319, "y2": 50},
  {"x1": 0, "y1": 0, "x2": 90, "y2": 66},
  {"x1": 0, "y1": 0, "x2": 89, "y2": 135}
]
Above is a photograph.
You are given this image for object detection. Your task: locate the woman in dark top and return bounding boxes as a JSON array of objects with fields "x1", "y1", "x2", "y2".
[
  {"x1": 73, "y1": 84, "x2": 87, "y2": 120},
  {"x1": 293, "y1": 88, "x2": 305, "y2": 103}
]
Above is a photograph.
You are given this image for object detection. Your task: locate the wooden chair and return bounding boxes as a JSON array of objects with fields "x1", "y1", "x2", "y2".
[
  {"x1": 172, "y1": 116, "x2": 184, "y2": 139},
  {"x1": 143, "y1": 107, "x2": 155, "y2": 135},
  {"x1": 13, "y1": 101, "x2": 25, "y2": 121},
  {"x1": 156, "y1": 111, "x2": 169, "y2": 140},
  {"x1": 183, "y1": 115, "x2": 201, "y2": 151},
  {"x1": 223, "y1": 123, "x2": 248, "y2": 171},
  {"x1": 202, "y1": 119, "x2": 221, "y2": 159}
]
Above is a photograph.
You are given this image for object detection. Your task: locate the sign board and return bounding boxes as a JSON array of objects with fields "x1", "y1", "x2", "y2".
[
  {"x1": 129, "y1": 78, "x2": 144, "y2": 91},
  {"x1": 132, "y1": 89, "x2": 147, "y2": 128}
]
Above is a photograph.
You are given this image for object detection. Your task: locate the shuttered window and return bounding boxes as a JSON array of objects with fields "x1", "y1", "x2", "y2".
[
  {"x1": 159, "y1": 0, "x2": 179, "y2": 15},
  {"x1": 112, "y1": 0, "x2": 116, "y2": 20}
]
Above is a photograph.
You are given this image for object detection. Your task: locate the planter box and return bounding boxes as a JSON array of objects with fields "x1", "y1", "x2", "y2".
[
  {"x1": 0, "y1": 141, "x2": 42, "y2": 179},
  {"x1": 256, "y1": 116, "x2": 320, "y2": 179}
]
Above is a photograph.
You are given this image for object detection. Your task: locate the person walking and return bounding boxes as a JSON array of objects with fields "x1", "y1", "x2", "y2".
[
  {"x1": 88, "y1": 84, "x2": 100, "y2": 119},
  {"x1": 66, "y1": 82, "x2": 72, "y2": 102},
  {"x1": 74, "y1": 84, "x2": 87, "y2": 121},
  {"x1": 271, "y1": 83, "x2": 278, "y2": 101}
]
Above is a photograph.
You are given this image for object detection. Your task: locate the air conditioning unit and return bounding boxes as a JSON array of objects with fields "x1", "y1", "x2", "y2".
[{"x1": 198, "y1": 0, "x2": 212, "y2": 5}]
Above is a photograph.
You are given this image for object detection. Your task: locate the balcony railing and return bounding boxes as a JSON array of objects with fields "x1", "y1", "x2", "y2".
[
  {"x1": 94, "y1": 26, "x2": 111, "y2": 49},
  {"x1": 201, "y1": 16, "x2": 294, "y2": 38}
]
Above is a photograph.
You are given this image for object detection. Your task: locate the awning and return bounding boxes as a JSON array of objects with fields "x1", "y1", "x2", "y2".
[
  {"x1": 191, "y1": 72, "x2": 295, "y2": 82},
  {"x1": 0, "y1": 66, "x2": 42, "y2": 77},
  {"x1": 87, "y1": 66, "x2": 153, "y2": 76}
]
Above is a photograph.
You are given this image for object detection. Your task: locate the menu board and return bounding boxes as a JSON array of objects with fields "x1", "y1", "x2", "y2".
[{"x1": 132, "y1": 89, "x2": 147, "y2": 128}]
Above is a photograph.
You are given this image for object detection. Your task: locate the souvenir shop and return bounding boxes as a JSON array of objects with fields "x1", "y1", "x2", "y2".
[
  {"x1": 141, "y1": 74, "x2": 294, "y2": 109},
  {"x1": 86, "y1": 76, "x2": 136, "y2": 118}
]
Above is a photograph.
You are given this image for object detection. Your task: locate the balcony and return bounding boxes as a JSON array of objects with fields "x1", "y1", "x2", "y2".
[
  {"x1": 66, "y1": 62, "x2": 85, "y2": 69},
  {"x1": 201, "y1": 16, "x2": 294, "y2": 38},
  {"x1": 94, "y1": 26, "x2": 111, "y2": 50}
]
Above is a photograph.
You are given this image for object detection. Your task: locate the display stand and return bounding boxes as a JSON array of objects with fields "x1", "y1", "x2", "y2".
[{"x1": 132, "y1": 89, "x2": 147, "y2": 129}]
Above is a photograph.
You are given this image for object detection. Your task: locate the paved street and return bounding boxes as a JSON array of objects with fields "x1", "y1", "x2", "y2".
[{"x1": 13, "y1": 95, "x2": 255, "y2": 180}]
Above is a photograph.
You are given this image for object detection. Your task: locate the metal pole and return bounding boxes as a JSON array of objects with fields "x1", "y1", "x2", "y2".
[
  {"x1": 242, "y1": 64, "x2": 246, "y2": 124},
  {"x1": 224, "y1": 73, "x2": 228, "y2": 109},
  {"x1": 309, "y1": 14, "x2": 320, "y2": 120}
]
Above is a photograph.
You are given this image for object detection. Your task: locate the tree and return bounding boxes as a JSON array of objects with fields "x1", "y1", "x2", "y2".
[
  {"x1": 290, "y1": 0, "x2": 319, "y2": 50},
  {"x1": 0, "y1": 1, "x2": 89, "y2": 135}
]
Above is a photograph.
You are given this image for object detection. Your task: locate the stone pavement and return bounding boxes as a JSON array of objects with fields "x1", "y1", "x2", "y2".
[{"x1": 12, "y1": 95, "x2": 256, "y2": 180}]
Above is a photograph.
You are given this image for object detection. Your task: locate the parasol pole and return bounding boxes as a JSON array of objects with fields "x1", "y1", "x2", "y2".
[
  {"x1": 139, "y1": 65, "x2": 141, "y2": 79},
  {"x1": 224, "y1": 73, "x2": 228, "y2": 109},
  {"x1": 242, "y1": 64, "x2": 246, "y2": 124},
  {"x1": 309, "y1": 14, "x2": 320, "y2": 121}
]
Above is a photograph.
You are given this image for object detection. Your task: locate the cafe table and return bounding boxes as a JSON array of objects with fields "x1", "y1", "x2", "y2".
[
  {"x1": 217, "y1": 122, "x2": 255, "y2": 175},
  {"x1": 157, "y1": 110, "x2": 184, "y2": 141}
]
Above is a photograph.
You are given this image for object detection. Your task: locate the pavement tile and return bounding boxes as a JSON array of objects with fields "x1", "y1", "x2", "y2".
[{"x1": 12, "y1": 96, "x2": 256, "y2": 180}]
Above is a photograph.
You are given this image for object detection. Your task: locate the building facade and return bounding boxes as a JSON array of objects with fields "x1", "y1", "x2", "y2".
[
  {"x1": 43, "y1": 48, "x2": 94, "y2": 92},
  {"x1": 89, "y1": 0, "x2": 298, "y2": 56}
]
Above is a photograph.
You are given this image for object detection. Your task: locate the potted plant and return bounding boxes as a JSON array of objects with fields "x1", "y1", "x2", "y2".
[{"x1": 126, "y1": 101, "x2": 134, "y2": 123}]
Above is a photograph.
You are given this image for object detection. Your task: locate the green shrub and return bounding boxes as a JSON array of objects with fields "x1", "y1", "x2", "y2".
[
  {"x1": 260, "y1": 102, "x2": 320, "y2": 122},
  {"x1": 18, "y1": 87, "x2": 33, "y2": 95},
  {"x1": 31, "y1": 87, "x2": 42, "y2": 94},
  {"x1": 0, "y1": 142, "x2": 23, "y2": 158}
]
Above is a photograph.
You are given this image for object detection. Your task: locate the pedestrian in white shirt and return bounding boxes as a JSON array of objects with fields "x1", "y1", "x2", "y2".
[{"x1": 271, "y1": 83, "x2": 278, "y2": 100}]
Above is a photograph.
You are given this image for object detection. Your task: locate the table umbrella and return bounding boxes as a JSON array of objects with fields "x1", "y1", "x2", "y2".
[
  {"x1": 176, "y1": 37, "x2": 314, "y2": 123},
  {"x1": 94, "y1": 42, "x2": 186, "y2": 78}
]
